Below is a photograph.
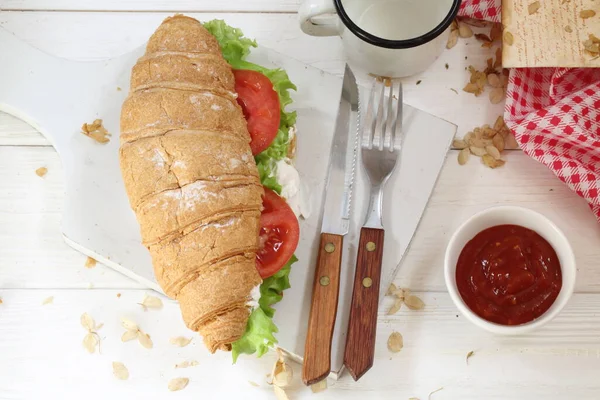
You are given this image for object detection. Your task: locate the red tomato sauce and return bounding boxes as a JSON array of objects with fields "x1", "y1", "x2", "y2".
[{"x1": 456, "y1": 224, "x2": 562, "y2": 325}]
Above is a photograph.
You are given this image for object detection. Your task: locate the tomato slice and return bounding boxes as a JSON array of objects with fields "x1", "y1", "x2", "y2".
[
  {"x1": 256, "y1": 188, "x2": 300, "y2": 279},
  {"x1": 233, "y1": 69, "x2": 281, "y2": 156}
]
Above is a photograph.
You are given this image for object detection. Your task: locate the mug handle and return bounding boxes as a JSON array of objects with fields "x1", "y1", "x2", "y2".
[{"x1": 298, "y1": 0, "x2": 340, "y2": 37}]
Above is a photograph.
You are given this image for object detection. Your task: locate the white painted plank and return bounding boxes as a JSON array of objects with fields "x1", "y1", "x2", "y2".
[
  {"x1": 1, "y1": 146, "x2": 598, "y2": 292},
  {"x1": 1, "y1": 289, "x2": 600, "y2": 399},
  {"x1": 0, "y1": 0, "x2": 302, "y2": 12},
  {"x1": 0, "y1": 111, "x2": 47, "y2": 145}
]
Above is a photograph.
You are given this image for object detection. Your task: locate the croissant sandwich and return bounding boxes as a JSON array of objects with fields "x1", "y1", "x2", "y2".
[{"x1": 119, "y1": 15, "x2": 301, "y2": 361}]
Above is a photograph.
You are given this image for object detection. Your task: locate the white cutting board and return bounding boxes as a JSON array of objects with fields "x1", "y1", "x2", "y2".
[{"x1": 0, "y1": 26, "x2": 456, "y2": 377}]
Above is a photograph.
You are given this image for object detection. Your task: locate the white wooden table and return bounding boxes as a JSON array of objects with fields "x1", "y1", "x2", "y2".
[{"x1": 2, "y1": 2, "x2": 600, "y2": 399}]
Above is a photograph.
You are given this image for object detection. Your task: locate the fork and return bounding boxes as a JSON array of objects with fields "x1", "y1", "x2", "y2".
[{"x1": 343, "y1": 78, "x2": 402, "y2": 381}]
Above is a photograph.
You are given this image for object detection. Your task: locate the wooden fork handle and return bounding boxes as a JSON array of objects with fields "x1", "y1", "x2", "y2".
[
  {"x1": 302, "y1": 233, "x2": 343, "y2": 386},
  {"x1": 343, "y1": 227, "x2": 385, "y2": 381}
]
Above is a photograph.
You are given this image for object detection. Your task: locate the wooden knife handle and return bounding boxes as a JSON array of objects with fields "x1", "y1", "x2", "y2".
[
  {"x1": 302, "y1": 232, "x2": 343, "y2": 386},
  {"x1": 343, "y1": 227, "x2": 385, "y2": 381}
]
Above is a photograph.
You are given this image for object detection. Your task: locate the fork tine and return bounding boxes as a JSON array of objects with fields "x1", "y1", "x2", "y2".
[
  {"x1": 383, "y1": 80, "x2": 395, "y2": 151},
  {"x1": 374, "y1": 79, "x2": 386, "y2": 150},
  {"x1": 390, "y1": 80, "x2": 403, "y2": 152},
  {"x1": 363, "y1": 78, "x2": 377, "y2": 149}
]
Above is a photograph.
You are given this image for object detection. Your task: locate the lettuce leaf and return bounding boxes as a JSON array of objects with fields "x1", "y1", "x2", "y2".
[
  {"x1": 204, "y1": 19, "x2": 297, "y2": 195},
  {"x1": 231, "y1": 256, "x2": 297, "y2": 363},
  {"x1": 204, "y1": 20, "x2": 299, "y2": 362}
]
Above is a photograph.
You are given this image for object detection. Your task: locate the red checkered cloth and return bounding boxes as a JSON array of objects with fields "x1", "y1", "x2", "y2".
[{"x1": 459, "y1": 0, "x2": 600, "y2": 219}]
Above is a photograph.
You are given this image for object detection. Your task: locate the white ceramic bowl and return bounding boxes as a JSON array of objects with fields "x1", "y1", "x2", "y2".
[{"x1": 444, "y1": 206, "x2": 576, "y2": 334}]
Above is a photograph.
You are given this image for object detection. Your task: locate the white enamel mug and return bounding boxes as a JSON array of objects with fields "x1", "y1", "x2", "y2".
[{"x1": 299, "y1": 0, "x2": 461, "y2": 77}]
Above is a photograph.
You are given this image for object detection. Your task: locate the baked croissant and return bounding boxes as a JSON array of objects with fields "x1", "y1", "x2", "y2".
[{"x1": 119, "y1": 15, "x2": 263, "y2": 352}]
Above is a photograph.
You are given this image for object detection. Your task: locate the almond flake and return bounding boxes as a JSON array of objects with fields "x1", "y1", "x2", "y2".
[
  {"x1": 486, "y1": 145, "x2": 501, "y2": 160},
  {"x1": 85, "y1": 257, "x2": 97, "y2": 269},
  {"x1": 42, "y1": 296, "x2": 54, "y2": 305},
  {"x1": 463, "y1": 132, "x2": 474, "y2": 143},
  {"x1": 386, "y1": 283, "x2": 398, "y2": 296},
  {"x1": 311, "y1": 379, "x2": 328, "y2": 393},
  {"x1": 175, "y1": 360, "x2": 199, "y2": 369},
  {"x1": 80, "y1": 313, "x2": 95, "y2": 331},
  {"x1": 466, "y1": 350, "x2": 475, "y2": 364},
  {"x1": 470, "y1": 146, "x2": 487, "y2": 157},
  {"x1": 121, "y1": 330, "x2": 138, "y2": 342},
  {"x1": 387, "y1": 298, "x2": 403, "y2": 315},
  {"x1": 446, "y1": 29, "x2": 459, "y2": 49},
  {"x1": 168, "y1": 377, "x2": 189, "y2": 392},
  {"x1": 482, "y1": 128, "x2": 497, "y2": 139},
  {"x1": 121, "y1": 317, "x2": 138, "y2": 331},
  {"x1": 458, "y1": 148, "x2": 470, "y2": 165},
  {"x1": 387, "y1": 331, "x2": 403, "y2": 353},
  {"x1": 273, "y1": 369, "x2": 293, "y2": 388},
  {"x1": 458, "y1": 21, "x2": 473, "y2": 38},
  {"x1": 505, "y1": 133, "x2": 519, "y2": 149},
  {"x1": 463, "y1": 82, "x2": 483, "y2": 96},
  {"x1": 138, "y1": 331, "x2": 153, "y2": 349},
  {"x1": 494, "y1": 116, "x2": 505, "y2": 131},
  {"x1": 274, "y1": 385, "x2": 290, "y2": 400},
  {"x1": 493, "y1": 134, "x2": 505, "y2": 152},
  {"x1": 452, "y1": 139, "x2": 468, "y2": 149},
  {"x1": 581, "y1": 10, "x2": 596, "y2": 19},
  {"x1": 482, "y1": 154, "x2": 505, "y2": 169},
  {"x1": 83, "y1": 332, "x2": 98, "y2": 354},
  {"x1": 170, "y1": 337, "x2": 192, "y2": 347},
  {"x1": 489, "y1": 87, "x2": 505, "y2": 104},
  {"x1": 140, "y1": 294, "x2": 163, "y2": 310},
  {"x1": 272, "y1": 357, "x2": 293, "y2": 388},
  {"x1": 504, "y1": 31, "x2": 514, "y2": 45},
  {"x1": 35, "y1": 167, "x2": 48, "y2": 177},
  {"x1": 404, "y1": 295, "x2": 425, "y2": 310},
  {"x1": 248, "y1": 381, "x2": 259, "y2": 387},
  {"x1": 528, "y1": 1, "x2": 541, "y2": 15},
  {"x1": 487, "y1": 74, "x2": 502, "y2": 88},
  {"x1": 112, "y1": 362, "x2": 129, "y2": 380}
]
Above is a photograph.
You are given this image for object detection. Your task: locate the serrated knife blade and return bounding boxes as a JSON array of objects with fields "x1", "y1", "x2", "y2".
[
  {"x1": 320, "y1": 64, "x2": 360, "y2": 236},
  {"x1": 302, "y1": 64, "x2": 360, "y2": 386}
]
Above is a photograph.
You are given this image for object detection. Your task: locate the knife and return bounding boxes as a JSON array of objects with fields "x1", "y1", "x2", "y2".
[{"x1": 302, "y1": 64, "x2": 360, "y2": 386}]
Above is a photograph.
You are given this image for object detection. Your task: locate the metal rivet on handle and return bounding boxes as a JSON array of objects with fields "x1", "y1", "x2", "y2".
[
  {"x1": 320, "y1": 276, "x2": 330, "y2": 286},
  {"x1": 324, "y1": 243, "x2": 335, "y2": 253},
  {"x1": 366, "y1": 242, "x2": 376, "y2": 252},
  {"x1": 362, "y1": 277, "x2": 373, "y2": 288}
]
